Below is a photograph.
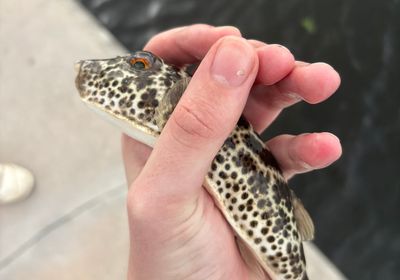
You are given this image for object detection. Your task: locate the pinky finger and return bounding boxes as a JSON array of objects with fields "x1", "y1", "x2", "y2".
[{"x1": 266, "y1": 132, "x2": 342, "y2": 180}]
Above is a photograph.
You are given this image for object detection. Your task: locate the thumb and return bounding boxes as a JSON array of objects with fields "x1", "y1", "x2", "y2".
[{"x1": 131, "y1": 37, "x2": 258, "y2": 218}]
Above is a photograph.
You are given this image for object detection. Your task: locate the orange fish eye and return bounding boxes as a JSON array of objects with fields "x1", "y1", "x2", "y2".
[{"x1": 129, "y1": 57, "x2": 151, "y2": 70}]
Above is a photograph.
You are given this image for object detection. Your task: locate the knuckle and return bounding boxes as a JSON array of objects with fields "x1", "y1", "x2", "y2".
[
  {"x1": 127, "y1": 179, "x2": 197, "y2": 227},
  {"x1": 269, "y1": 86, "x2": 300, "y2": 109},
  {"x1": 126, "y1": 184, "x2": 152, "y2": 222},
  {"x1": 169, "y1": 100, "x2": 222, "y2": 148},
  {"x1": 127, "y1": 180, "x2": 170, "y2": 224}
]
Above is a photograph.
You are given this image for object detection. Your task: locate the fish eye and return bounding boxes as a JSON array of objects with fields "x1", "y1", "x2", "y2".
[
  {"x1": 129, "y1": 57, "x2": 150, "y2": 70},
  {"x1": 128, "y1": 51, "x2": 155, "y2": 70}
]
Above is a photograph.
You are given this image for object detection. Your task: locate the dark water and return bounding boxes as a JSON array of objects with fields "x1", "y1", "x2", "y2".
[{"x1": 79, "y1": 0, "x2": 400, "y2": 279}]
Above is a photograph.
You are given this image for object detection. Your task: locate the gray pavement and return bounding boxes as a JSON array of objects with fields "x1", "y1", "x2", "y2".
[
  {"x1": 0, "y1": 0, "x2": 346, "y2": 279},
  {"x1": 0, "y1": 0, "x2": 128, "y2": 278}
]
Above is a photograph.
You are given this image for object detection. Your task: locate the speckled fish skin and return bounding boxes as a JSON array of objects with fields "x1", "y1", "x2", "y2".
[{"x1": 75, "y1": 51, "x2": 313, "y2": 280}]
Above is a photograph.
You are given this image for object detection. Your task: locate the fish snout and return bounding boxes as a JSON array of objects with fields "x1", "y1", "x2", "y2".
[
  {"x1": 74, "y1": 60, "x2": 82, "y2": 73},
  {"x1": 74, "y1": 60, "x2": 89, "y2": 98},
  {"x1": 74, "y1": 60, "x2": 104, "y2": 98}
]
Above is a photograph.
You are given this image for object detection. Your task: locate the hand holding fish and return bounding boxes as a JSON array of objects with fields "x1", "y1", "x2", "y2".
[{"x1": 119, "y1": 25, "x2": 342, "y2": 280}]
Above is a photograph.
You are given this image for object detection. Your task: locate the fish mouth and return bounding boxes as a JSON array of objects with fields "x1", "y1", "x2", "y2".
[
  {"x1": 74, "y1": 60, "x2": 82, "y2": 74},
  {"x1": 74, "y1": 60, "x2": 87, "y2": 98}
]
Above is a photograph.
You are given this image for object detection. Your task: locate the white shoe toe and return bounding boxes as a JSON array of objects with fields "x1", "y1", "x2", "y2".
[{"x1": 0, "y1": 164, "x2": 35, "y2": 205}]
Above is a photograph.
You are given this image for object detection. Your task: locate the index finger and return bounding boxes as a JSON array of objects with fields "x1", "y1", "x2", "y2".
[{"x1": 144, "y1": 24, "x2": 241, "y2": 65}]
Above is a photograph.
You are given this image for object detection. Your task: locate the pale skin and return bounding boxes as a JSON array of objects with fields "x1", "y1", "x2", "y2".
[{"x1": 122, "y1": 25, "x2": 342, "y2": 280}]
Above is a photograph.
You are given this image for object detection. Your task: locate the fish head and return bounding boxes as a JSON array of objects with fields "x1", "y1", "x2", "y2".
[{"x1": 74, "y1": 51, "x2": 189, "y2": 146}]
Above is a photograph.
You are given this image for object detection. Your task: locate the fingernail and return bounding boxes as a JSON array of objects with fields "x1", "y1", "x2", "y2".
[
  {"x1": 275, "y1": 44, "x2": 290, "y2": 52},
  {"x1": 299, "y1": 160, "x2": 312, "y2": 170},
  {"x1": 215, "y1": 26, "x2": 241, "y2": 36},
  {"x1": 285, "y1": 92, "x2": 303, "y2": 101},
  {"x1": 215, "y1": 25, "x2": 234, "y2": 31},
  {"x1": 211, "y1": 38, "x2": 255, "y2": 87}
]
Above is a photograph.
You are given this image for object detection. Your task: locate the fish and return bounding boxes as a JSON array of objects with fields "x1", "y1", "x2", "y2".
[{"x1": 74, "y1": 50, "x2": 315, "y2": 280}]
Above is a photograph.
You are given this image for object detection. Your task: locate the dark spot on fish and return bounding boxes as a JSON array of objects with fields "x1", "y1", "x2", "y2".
[
  {"x1": 219, "y1": 171, "x2": 227, "y2": 179},
  {"x1": 237, "y1": 116, "x2": 250, "y2": 129},
  {"x1": 215, "y1": 154, "x2": 224, "y2": 164},
  {"x1": 286, "y1": 243, "x2": 292, "y2": 254},
  {"x1": 259, "y1": 149, "x2": 281, "y2": 171},
  {"x1": 247, "y1": 176, "x2": 255, "y2": 185},
  {"x1": 164, "y1": 79, "x2": 172, "y2": 87},
  {"x1": 250, "y1": 220, "x2": 258, "y2": 227},
  {"x1": 257, "y1": 199, "x2": 267, "y2": 209},
  {"x1": 119, "y1": 97, "x2": 127, "y2": 107},
  {"x1": 138, "y1": 101, "x2": 144, "y2": 108},
  {"x1": 231, "y1": 172, "x2": 238, "y2": 179},
  {"x1": 224, "y1": 137, "x2": 236, "y2": 149},
  {"x1": 152, "y1": 99, "x2": 159, "y2": 107}
]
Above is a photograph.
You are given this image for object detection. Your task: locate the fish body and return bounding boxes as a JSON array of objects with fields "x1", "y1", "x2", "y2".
[{"x1": 75, "y1": 51, "x2": 314, "y2": 280}]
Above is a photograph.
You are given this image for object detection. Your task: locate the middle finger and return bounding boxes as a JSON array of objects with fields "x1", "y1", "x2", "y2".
[{"x1": 244, "y1": 61, "x2": 341, "y2": 133}]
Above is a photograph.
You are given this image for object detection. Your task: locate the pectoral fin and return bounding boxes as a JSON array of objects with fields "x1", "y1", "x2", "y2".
[{"x1": 154, "y1": 77, "x2": 191, "y2": 130}]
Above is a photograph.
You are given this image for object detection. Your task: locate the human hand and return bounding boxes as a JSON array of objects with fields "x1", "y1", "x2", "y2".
[{"x1": 122, "y1": 25, "x2": 341, "y2": 280}]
